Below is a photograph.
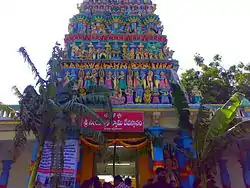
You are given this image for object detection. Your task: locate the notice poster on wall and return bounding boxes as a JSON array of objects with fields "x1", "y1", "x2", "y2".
[{"x1": 34, "y1": 139, "x2": 79, "y2": 188}]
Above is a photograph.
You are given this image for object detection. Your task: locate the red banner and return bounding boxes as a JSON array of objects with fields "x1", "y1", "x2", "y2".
[{"x1": 81, "y1": 112, "x2": 144, "y2": 132}]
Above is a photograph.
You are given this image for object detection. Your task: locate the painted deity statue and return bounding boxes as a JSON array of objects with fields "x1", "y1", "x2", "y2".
[
  {"x1": 112, "y1": 42, "x2": 120, "y2": 59},
  {"x1": 133, "y1": 71, "x2": 141, "y2": 89},
  {"x1": 118, "y1": 71, "x2": 127, "y2": 90},
  {"x1": 160, "y1": 89, "x2": 170, "y2": 104},
  {"x1": 80, "y1": 20, "x2": 88, "y2": 33},
  {"x1": 122, "y1": 43, "x2": 128, "y2": 59},
  {"x1": 138, "y1": 43, "x2": 144, "y2": 59},
  {"x1": 135, "y1": 84, "x2": 143, "y2": 103},
  {"x1": 79, "y1": 46, "x2": 88, "y2": 59},
  {"x1": 144, "y1": 49, "x2": 149, "y2": 59},
  {"x1": 96, "y1": 22, "x2": 106, "y2": 34},
  {"x1": 76, "y1": 20, "x2": 83, "y2": 32},
  {"x1": 84, "y1": 71, "x2": 92, "y2": 88},
  {"x1": 113, "y1": 72, "x2": 118, "y2": 89},
  {"x1": 110, "y1": 89, "x2": 126, "y2": 105},
  {"x1": 149, "y1": 51, "x2": 153, "y2": 59},
  {"x1": 143, "y1": 88, "x2": 152, "y2": 104},
  {"x1": 71, "y1": 42, "x2": 80, "y2": 59},
  {"x1": 127, "y1": 70, "x2": 133, "y2": 89},
  {"x1": 99, "y1": 70, "x2": 105, "y2": 87},
  {"x1": 136, "y1": 49, "x2": 140, "y2": 59},
  {"x1": 70, "y1": 70, "x2": 77, "y2": 80},
  {"x1": 152, "y1": 87, "x2": 160, "y2": 104},
  {"x1": 91, "y1": 23, "x2": 98, "y2": 34},
  {"x1": 91, "y1": 69, "x2": 98, "y2": 86},
  {"x1": 125, "y1": 23, "x2": 130, "y2": 33},
  {"x1": 130, "y1": 48, "x2": 135, "y2": 59},
  {"x1": 88, "y1": 42, "x2": 94, "y2": 59},
  {"x1": 159, "y1": 71, "x2": 169, "y2": 89},
  {"x1": 105, "y1": 71, "x2": 113, "y2": 89},
  {"x1": 63, "y1": 71, "x2": 71, "y2": 87},
  {"x1": 154, "y1": 70, "x2": 160, "y2": 89},
  {"x1": 78, "y1": 69, "x2": 85, "y2": 88},
  {"x1": 105, "y1": 42, "x2": 112, "y2": 59},
  {"x1": 191, "y1": 86, "x2": 202, "y2": 104},
  {"x1": 146, "y1": 70, "x2": 154, "y2": 90},
  {"x1": 125, "y1": 88, "x2": 134, "y2": 104},
  {"x1": 158, "y1": 49, "x2": 164, "y2": 59},
  {"x1": 140, "y1": 71, "x2": 147, "y2": 89}
]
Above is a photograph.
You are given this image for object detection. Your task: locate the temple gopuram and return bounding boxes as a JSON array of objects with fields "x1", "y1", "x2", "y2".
[{"x1": 0, "y1": 0, "x2": 250, "y2": 188}]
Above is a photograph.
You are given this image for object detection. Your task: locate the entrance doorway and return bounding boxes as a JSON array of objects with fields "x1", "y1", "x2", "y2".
[{"x1": 95, "y1": 145, "x2": 137, "y2": 187}]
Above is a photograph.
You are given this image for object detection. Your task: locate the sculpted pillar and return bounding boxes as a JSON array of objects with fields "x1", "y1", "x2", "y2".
[
  {"x1": 175, "y1": 130, "x2": 195, "y2": 188},
  {"x1": 0, "y1": 160, "x2": 13, "y2": 188},
  {"x1": 147, "y1": 112, "x2": 165, "y2": 173}
]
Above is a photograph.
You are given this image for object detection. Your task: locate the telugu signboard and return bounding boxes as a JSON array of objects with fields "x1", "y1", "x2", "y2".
[
  {"x1": 34, "y1": 139, "x2": 79, "y2": 188},
  {"x1": 82, "y1": 112, "x2": 144, "y2": 132}
]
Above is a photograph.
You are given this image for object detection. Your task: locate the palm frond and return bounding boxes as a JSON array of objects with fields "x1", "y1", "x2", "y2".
[
  {"x1": 47, "y1": 42, "x2": 63, "y2": 82},
  {"x1": 61, "y1": 101, "x2": 107, "y2": 125},
  {"x1": 170, "y1": 83, "x2": 189, "y2": 114},
  {"x1": 12, "y1": 86, "x2": 23, "y2": 99},
  {"x1": 67, "y1": 126, "x2": 105, "y2": 143},
  {"x1": 86, "y1": 85, "x2": 112, "y2": 96},
  {"x1": 74, "y1": 94, "x2": 113, "y2": 124},
  {"x1": 193, "y1": 105, "x2": 213, "y2": 159},
  {"x1": 74, "y1": 95, "x2": 110, "y2": 106},
  {"x1": 18, "y1": 47, "x2": 46, "y2": 85}
]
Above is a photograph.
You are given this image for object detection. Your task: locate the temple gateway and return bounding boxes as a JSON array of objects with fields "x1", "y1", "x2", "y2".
[{"x1": 0, "y1": 0, "x2": 250, "y2": 188}]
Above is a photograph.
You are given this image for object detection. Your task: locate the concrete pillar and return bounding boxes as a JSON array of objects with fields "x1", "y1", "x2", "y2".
[
  {"x1": 26, "y1": 138, "x2": 40, "y2": 186},
  {"x1": 175, "y1": 130, "x2": 195, "y2": 188},
  {"x1": 147, "y1": 126, "x2": 165, "y2": 173}
]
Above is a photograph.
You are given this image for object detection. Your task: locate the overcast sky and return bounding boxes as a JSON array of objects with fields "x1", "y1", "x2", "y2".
[{"x1": 0, "y1": 0, "x2": 249, "y2": 104}]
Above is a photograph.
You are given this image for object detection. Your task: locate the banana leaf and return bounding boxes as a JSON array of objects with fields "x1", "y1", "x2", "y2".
[
  {"x1": 201, "y1": 92, "x2": 245, "y2": 159},
  {"x1": 204, "y1": 120, "x2": 250, "y2": 163}
]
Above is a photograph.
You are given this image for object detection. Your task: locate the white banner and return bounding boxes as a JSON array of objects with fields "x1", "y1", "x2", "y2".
[{"x1": 34, "y1": 139, "x2": 79, "y2": 188}]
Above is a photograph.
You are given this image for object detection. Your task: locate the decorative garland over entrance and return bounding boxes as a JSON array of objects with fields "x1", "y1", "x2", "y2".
[{"x1": 80, "y1": 137, "x2": 148, "y2": 150}]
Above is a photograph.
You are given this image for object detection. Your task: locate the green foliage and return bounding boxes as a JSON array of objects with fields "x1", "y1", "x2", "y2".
[
  {"x1": 191, "y1": 93, "x2": 245, "y2": 187},
  {"x1": 196, "y1": 93, "x2": 244, "y2": 161},
  {"x1": 170, "y1": 83, "x2": 193, "y2": 132},
  {"x1": 14, "y1": 43, "x2": 113, "y2": 186},
  {"x1": 181, "y1": 53, "x2": 250, "y2": 103}
]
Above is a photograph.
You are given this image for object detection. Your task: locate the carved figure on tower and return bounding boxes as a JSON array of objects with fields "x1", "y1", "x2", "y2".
[
  {"x1": 118, "y1": 71, "x2": 127, "y2": 90},
  {"x1": 84, "y1": 71, "x2": 91, "y2": 88},
  {"x1": 62, "y1": 0, "x2": 185, "y2": 105},
  {"x1": 146, "y1": 71, "x2": 154, "y2": 90},
  {"x1": 105, "y1": 71, "x2": 113, "y2": 90}
]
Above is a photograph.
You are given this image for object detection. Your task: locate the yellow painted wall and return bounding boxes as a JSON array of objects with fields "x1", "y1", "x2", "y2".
[
  {"x1": 8, "y1": 141, "x2": 34, "y2": 188},
  {"x1": 80, "y1": 146, "x2": 94, "y2": 183},
  {"x1": 138, "y1": 154, "x2": 152, "y2": 188}
]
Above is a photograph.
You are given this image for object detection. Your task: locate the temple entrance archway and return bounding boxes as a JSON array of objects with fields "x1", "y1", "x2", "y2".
[{"x1": 95, "y1": 145, "x2": 137, "y2": 187}]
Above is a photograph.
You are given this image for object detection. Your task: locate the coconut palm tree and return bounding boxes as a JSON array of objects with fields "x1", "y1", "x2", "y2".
[
  {"x1": 170, "y1": 82, "x2": 249, "y2": 188},
  {"x1": 10, "y1": 43, "x2": 112, "y2": 187}
]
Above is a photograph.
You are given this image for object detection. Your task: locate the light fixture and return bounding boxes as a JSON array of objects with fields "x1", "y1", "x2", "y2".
[
  {"x1": 108, "y1": 146, "x2": 124, "y2": 148},
  {"x1": 106, "y1": 163, "x2": 130, "y2": 166}
]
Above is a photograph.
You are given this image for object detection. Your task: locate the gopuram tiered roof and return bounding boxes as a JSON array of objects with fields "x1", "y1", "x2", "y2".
[{"x1": 61, "y1": 0, "x2": 184, "y2": 106}]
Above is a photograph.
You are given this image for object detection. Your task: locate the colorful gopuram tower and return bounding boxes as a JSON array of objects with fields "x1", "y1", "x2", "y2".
[
  {"x1": 61, "y1": 0, "x2": 192, "y2": 188},
  {"x1": 63, "y1": 0, "x2": 180, "y2": 103}
]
